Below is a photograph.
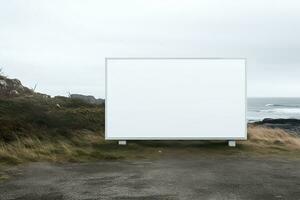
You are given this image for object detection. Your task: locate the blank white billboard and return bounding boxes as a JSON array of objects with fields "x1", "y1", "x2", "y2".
[{"x1": 106, "y1": 58, "x2": 247, "y2": 140}]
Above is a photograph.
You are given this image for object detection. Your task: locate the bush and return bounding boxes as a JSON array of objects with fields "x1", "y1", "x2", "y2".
[{"x1": 0, "y1": 96, "x2": 104, "y2": 142}]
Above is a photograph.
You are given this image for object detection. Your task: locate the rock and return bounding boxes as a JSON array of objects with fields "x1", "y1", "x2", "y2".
[
  {"x1": 261, "y1": 118, "x2": 300, "y2": 124},
  {"x1": 0, "y1": 75, "x2": 33, "y2": 98},
  {"x1": 56, "y1": 104, "x2": 61, "y2": 108},
  {"x1": 11, "y1": 79, "x2": 21, "y2": 87},
  {"x1": 0, "y1": 80, "x2": 7, "y2": 87},
  {"x1": 254, "y1": 118, "x2": 300, "y2": 134},
  {"x1": 35, "y1": 92, "x2": 51, "y2": 99},
  {"x1": 70, "y1": 94, "x2": 104, "y2": 105},
  {"x1": 10, "y1": 90, "x2": 19, "y2": 95}
]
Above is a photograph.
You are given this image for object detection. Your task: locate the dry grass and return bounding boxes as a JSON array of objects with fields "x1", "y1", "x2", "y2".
[
  {"x1": 0, "y1": 131, "x2": 115, "y2": 165},
  {"x1": 246, "y1": 126, "x2": 300, "y2": 149},
  {"x1": 0, "y1": 130, "x2": 157, "y2": 168},
  {"x1": 237, "y1": 126, "x2": 300, "y2": 157},
  {"x1": 0, "y1": 126, "x2": 299, "y2": 170}
]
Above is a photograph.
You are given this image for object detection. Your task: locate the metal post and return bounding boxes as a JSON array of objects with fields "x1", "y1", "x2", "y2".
[
  {"x1": 118, "y1": 141, "x2": 127, "y2": 145},
  {"x1": 228, "y1": 141, "x2": 236, "y2": 147}
]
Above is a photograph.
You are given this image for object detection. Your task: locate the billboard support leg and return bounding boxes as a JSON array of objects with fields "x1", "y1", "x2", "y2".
[
  {"x1": 118, "y1": 141, "x2": 127, "y2": 145},
  {"x1": 228, "y1": 141, "x2": 236, "y2": 147}
]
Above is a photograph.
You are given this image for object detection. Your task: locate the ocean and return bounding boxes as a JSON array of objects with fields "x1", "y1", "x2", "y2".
[{"x1": 248, "y1": 98, "x2": 300, "y2": 122}]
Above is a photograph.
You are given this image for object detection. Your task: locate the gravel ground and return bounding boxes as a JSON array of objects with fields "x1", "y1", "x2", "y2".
[{"x1": 0, "y1": 155, "x2": 300, "y2": 200}]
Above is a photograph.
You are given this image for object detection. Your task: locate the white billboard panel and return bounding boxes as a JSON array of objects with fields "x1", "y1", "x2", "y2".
[{"x1": 106, "y1": 58, "x2": 246, "y2": 140}]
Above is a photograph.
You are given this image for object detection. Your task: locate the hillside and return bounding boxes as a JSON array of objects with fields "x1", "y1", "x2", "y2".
[
  {"x1": 0, "y1": 73, "x2": 104, "y2": 141},
  {"x1": 0, "y1": 74, "x2": 108, "y2": 168}
]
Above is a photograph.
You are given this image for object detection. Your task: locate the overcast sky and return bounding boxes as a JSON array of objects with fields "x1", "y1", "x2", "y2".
[{"x1": 0, "y1": 0, "x2": 300, "y2": 98}]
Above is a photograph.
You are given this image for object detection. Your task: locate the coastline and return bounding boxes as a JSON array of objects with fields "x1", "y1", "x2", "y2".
[{"x1": 249, "y1": 118, "x2": 300, "y2": 135}]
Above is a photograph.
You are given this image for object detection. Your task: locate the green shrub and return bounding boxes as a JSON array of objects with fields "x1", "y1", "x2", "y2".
[{"x1": 0, "y1": 96, "x2": 104, "y2": 142}]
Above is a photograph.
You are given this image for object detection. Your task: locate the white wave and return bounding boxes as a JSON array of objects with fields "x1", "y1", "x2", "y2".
[
  {"x1": 260, "y1": 108, "x2": 300, "y2": 114},
  {"x1": 265, "y1": 104, "x2": 274, "y2": 107},
  {"x1": 264, "y1": 103, "x2": 300, "y2": 108}
]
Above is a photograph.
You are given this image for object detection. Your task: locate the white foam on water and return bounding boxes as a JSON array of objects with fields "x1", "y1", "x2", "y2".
[
  {"x1": 260, "y1": 108, "x2": 300, "y2": 114},
  {"x1": 265, "y1": 104, "x2": 274, "y2": 107}
]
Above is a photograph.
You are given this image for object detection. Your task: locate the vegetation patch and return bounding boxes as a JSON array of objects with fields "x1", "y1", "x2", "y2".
[{"x1": 0, "y1": 90, "x2": 300, "y2": 181}]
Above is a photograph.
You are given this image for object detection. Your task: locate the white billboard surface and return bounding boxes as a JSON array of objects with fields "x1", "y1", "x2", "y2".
[{"x1": 106, "y1": 58, "x2": 246, "y2": 140}]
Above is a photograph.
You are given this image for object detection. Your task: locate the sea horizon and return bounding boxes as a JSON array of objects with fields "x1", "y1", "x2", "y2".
[{"x1": 247, "y1": 97, "x2": 300, "y2": 121}]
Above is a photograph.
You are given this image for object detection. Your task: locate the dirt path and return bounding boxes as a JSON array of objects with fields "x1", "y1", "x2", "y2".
[{"x1": 0, "y1": 156, "x2": 300, "y2": 200}]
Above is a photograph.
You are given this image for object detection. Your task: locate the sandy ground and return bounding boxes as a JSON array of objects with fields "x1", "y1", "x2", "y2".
[{"x1": 0, "y1": 155, "x2": 300, "y2": 200}]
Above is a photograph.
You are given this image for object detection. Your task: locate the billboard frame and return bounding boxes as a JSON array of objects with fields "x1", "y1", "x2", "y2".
[{"x1": 105, "y1": 57, "x2": 247, "y2": 141}]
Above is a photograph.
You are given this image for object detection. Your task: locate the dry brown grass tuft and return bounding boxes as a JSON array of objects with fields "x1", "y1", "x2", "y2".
[{"x1": 242, "y1": 126, "x2": 300, "y2": 152}]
